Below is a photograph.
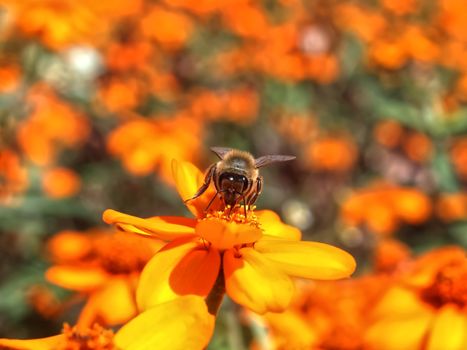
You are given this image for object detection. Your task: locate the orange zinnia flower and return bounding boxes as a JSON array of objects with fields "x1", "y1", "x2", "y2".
[
  {"x1": 365, "y1": 246, "x2": 467, "y2": 350},
  {"x1": 436, "y1": 193, "x2": 467, "y2": 222},
  {"x1": 45, "y1": 229, "x2": 163, "y2": 328},
  {"x1": 140, "y1": 6, "x2": 194, "y2": 50},
  {"x1": 382, "y1": 0, "x2": 418, "y2": 16},
  {"x1": 341, "y1": 183, "x2": 432, "y2": 235},
  {"x1": 306, "y1": 136, "x2": 358, "y2": 173},
  {"x1": 0, "y1": 63, "x2": 21, "y2": 93},
  {"x1": 3, "y1": 0, "x2": 142, "y2": 49},
  {"x1": 103, "y1": 160, "x2": 356, "y2": 315},
  {"x1": 17, "y1": 86, "x2": 90, "y2": 166},
  {"x1": 0, "y1": 148, "x2": 28, "y2": 203},
  {"x1": 42, "y1": 167, "x2": 81, "y2": 198},
  {"x1": 263, "y1": 274, "x2": 391, "y2": 350},
  {"x1": 373, "y1": 120, "x2": 405, "y2": 149},
  {"x1": 0, "y1": 295, "x2": 214, "y2": 350},
  {"x1": 106, "y1": 115, "x2": 203, "y2": 181},
  {"x1": 189, "y1": 88, "x2": 259, "y2": 124},
  {"x1": 450, "y1": 137, "x2": 467, "y2": 180}
]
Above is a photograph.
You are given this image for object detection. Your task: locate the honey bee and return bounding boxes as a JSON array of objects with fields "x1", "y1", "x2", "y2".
[{"x1": 185, "y1": 147, "x2": 295, "y2": 214}]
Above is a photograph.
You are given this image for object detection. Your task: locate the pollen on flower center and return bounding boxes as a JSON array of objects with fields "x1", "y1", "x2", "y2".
[
  {"x1": 196, "y1": 209, "x2": 262, "y2": 250},
  {"x1": 422, "y1": 259, "x2": 467, "y2": 308},
  {"x1": 205, "y1": 207, "x2": 260, "y2": 227},
  {"x1": 60, "y1": 323, "x2": 114, "y2": 350}
]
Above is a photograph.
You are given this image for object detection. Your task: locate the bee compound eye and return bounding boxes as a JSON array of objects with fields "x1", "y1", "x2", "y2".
[{"x1": 241, "y1": 175, "x2": 249, "y2": 189}]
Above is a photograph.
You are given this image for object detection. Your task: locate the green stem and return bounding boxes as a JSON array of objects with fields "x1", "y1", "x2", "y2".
[{"x1": 205, "y1": 257, "x2": 225, "y2": 316}]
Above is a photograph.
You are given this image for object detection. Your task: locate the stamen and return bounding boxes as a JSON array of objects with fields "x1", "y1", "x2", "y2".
[
  {"x1": 205, "y1": 207, "x2": 259, "y2": 228},
  {"x1": 60, "y1": 323, "x2": 114, "y2": 350},
  {"x1": 422, "y1": 259, "x2": 467, "y2": 308}
]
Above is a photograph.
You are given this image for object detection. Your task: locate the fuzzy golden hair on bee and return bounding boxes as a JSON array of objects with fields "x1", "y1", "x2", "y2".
[
  {"x1": 216, "y1": 149, "x2": 257, "y2": 177},
  {"x1": 185, "y1": 147, "x2": 296, "y2": 215},
  {"x1": 221, "y1": 149, "x2": 256, "y2": 167}
]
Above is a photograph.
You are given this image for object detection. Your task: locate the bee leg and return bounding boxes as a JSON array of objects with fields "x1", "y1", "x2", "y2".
[
  {"x1": 227, "y1": 204, "x2": 234, "y2": 218},
  {"x1": 184, "y1": 164, "x2": 216, "y2": 203},
  {"x1": 204, "y1": 191, "x2": 219, "y2": 213},
  {"x1": 238, "y1": 193, "x2": 248, "y2": 217},
  {"x1": 247, "y1": 176, "x2": 263, "y2": 208}
]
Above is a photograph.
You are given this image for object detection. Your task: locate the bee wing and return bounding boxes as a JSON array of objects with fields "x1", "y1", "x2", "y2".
[
  {"x1": 210, "y1": 147, "x2": 233, "y2": 159},
  {"x1": 254, "y1": 155, "x2": 296, "y2": 168}
]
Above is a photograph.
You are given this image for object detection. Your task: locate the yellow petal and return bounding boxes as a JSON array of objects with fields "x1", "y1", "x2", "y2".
[
  {"x1": 45, "y1": 265, "x2": 108, "y2": 291},
  {"x1": 372, "y1": 286, "x2": 430, "y2": 320},
  {"x1": 196, "y1": 218, "x2": 262, "y2": 250},
  {"x1": 169, "y1": 246, "x2": 220, "y2": 295},
  {"x1": 103, "y1": 209, "x2": 196, "y2": 241},
  {"x1": 137, "y1": 240, "x2": 196, "y2": 310},
  {"x1": 115, "y1": 296, "x2": 215, "y2": 350},
  {"x1": 137, "y1": 239, "x2": 220, "y2": 310},
  {"x1": 0, "y1": 335, "x2": 65, "y2": 350},
  {"x1": 47, "y1": 230, "x2": 91, "y2": 263},
  {"x1": 172, "y1": 159, "x2": 222, "y2": 218},
  {"x1": 365, "y1": 313, "x2": 433, "y2": 350},
  {"x1": 171, "y1": 159, "x2": 204, "y2": 203},
  {"x1": 256, "y1": 210, "x2": 301, "y2": 241},
  {"x1": 77, "y1": 277, "x2": 137, "y2": 328},
  {"x1": 254, "y1": 240, "x2": 356, "y2": 280},
  {"x1": 224, "y1": 248, "x2": 295, "y2": 314},
  {"x1": 427, "y1": 305, "x2": 467, "y2": 350},
  {"x1": 263, "y1": 310, "x2": 318, "y2": 349}
]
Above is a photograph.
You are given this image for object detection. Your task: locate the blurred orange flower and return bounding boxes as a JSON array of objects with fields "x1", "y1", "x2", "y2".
[
  {"x1": 17, "y1": 86, "x2": 90, "y2": 166},
  {"x1": 189, "y1": 88, "x2": 259, "y2": 124},
  {"x1": 373, "y1": 239, "x2": 411, "y2": 274},
  {"x1": 373, "y1": 120, "x2": 405, "y2": 149},
  {"x1": 304, "y1": 54, "x2": 340, "y2": 84},
  {"x1": 2, "y1": 0, "x2": 142, "y2": 49},
  {"x1": 164, "y1": 0, "x2": 222, "y2": 16},
  {"x1": 369, "y1": 39, "x2": 407, "y2": 70},
  {"x1": 438, "y1": 0, "x2": 467, "y2": 43},
  {"x1": 436, "y1": 193, "x2": 467, "y2": 222},
  {"x1": 45, "y1": 229, "x2": 163, "y2": 328},
  {"x1": 0, "y1": 296, "x2": 214, "y2": 350},
  {"x1": 402, "y1": 132, "x2": 433, "y2": 163},
  {"x1": 402, "y1": 25, "x2": 439, "y2": 63},
  {"x1": 103, "y1": 160, "x2": 356, "y2": 315},
  {"x1": 0, "y1": 148, "x2": 28, "y2": 203},
  {"x1": 221, "y1": 2, "x2": 269, "y2": 39},
  {"x1": 275, "y1": 113, "x2": 318, "y2": 144},
  {"x1": 334, "y1": 4, "x2": 387, "y2": 43},
  {"x1": 107, "y1": 115, "x2": 202, "y2": 181},
  {"x1": 264, "y1": 275, "x2": 390, "y2": 350},
  {"x1": 0, "y1": 63, "x2": 21, "y2": 93},
  {"x1": 141, "y1": 6, "x2": 194, "y2": 50},
  {"x1": 382, "y1": 0, "x2": 418, "y2": 16},
  {"x1": 341, "y1": 184, "x2": 432, "y2": 235},
  {"x1": 306, "y1": 136, "x2": 358, "y2": 173},
  {"x1": 450, "y1": 137, "x2": 467, "y2": 180},
  {"x1": 42, "y1": 167, "x2": 81, "y2": 199},
  {"x1": 366, "y1": 246, "x2": 467, "y2": 350},
  {"x1": 97, "y1": 77, "x2": 145, "y2": 114},
  {"x1": 105, "y1": 41, "x2": 154, "y2": 72}
]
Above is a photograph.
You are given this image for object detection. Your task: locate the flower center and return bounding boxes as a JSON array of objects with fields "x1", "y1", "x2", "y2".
[
  {"x1": 205, "y1": 207, "x2": 260, "y2": 226},
  {"x1": 320, "y1": 323, "x2": 363, "y2": 350},
  {"x1": 422, "y1": 259, "x2": 467, "y2": 308},
  {"x1": 196, "y1": 209, "x2": 262, "y2": 250},
  {"x1": 60, "y1": 323, "x2": 114, "y2": 350},
  {"x1": 94, "y1": 233, "x2": 158, "y2": 274}
]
